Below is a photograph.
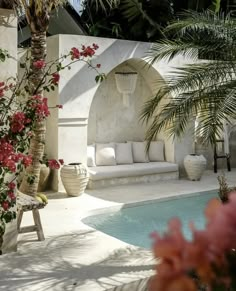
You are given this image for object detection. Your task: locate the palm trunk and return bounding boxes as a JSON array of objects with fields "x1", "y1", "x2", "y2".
[{"x1": 19, "y1": 31, "x2": 47, "y2": 196}]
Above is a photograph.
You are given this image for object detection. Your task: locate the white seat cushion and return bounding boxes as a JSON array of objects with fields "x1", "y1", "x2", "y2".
[
  {"x1": 148, "y1": 141, "x2": 165, "y2": 162},
  {"x1": 130, "y1": 141, "x2": 149, "y2": 163},
  {"x1": 115, "y1": 143, "x2": 133, "y2": 164},
  {"x1": 96, "y1": 143, "x2": 116, "y2": 166},
  {"x1": 88, "y1": 162, "x2": 178, "y2": 180},
  {"x1": 87, "y1": 145, "x2": 96, "y2": 167}
]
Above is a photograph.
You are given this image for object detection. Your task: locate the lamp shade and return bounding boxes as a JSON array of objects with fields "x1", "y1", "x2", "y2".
[{"x1": 115, "y1": 72, "x2": 138, "y2": 107}]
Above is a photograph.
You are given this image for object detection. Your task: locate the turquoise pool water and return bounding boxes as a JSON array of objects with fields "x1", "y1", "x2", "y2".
[{"x1": 82, "y1": 191, "x2": 217, "y2": 249}]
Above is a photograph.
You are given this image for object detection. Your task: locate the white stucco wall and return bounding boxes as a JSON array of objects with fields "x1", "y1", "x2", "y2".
[
  {"x1": 0, "y1": 9, "x2": 17, "y2": 253},
  {"x1": 45, "y1": 34, "x2": 196, "y2": 190},
  {"x1": 0, "y1": 9, "x2": 17, "y2": 79},
  {"x1": 88, "y1": 61, "x2": 153, "y2": 144}
]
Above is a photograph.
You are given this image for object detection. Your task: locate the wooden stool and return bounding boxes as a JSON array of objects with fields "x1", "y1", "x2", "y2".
[{"x1": 17, "y1": 191, "x2": 45, "y2": 241}]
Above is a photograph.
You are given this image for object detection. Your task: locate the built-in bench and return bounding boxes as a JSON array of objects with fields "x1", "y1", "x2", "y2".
[
  {"x1": 86, "y1": 141, "x2": 179, "y2": 189},
  {"x1": 87, "y1": 162, "x2": 179, "y2": 189}
]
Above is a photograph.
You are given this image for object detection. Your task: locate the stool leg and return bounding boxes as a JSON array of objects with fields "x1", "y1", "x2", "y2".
[
  {"x1": 32, "y1": 209, "x2": 45, "y2": 241},
  {"x1": 17, "y1": 210, "x2": 24, "y2": 233}
]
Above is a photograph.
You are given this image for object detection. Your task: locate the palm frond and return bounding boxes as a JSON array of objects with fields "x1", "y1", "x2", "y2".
[
  {"x1": 88, "y1": 0, "x2": 119, "y2": 11},
  {"x1": 120, "y1": 0, "x2": 163, "y2": 34},
  {"x1": 142, "y1": 11, "x2": 236, "y2": 146}
]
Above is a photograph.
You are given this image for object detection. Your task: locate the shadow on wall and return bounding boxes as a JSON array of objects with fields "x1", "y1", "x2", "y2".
[
  {"x1": 0, "y1": 9, "x2": 15, "y2": 27},
  {"x1": 59, "y1": 38, "x2": 152, "y2": 107}
]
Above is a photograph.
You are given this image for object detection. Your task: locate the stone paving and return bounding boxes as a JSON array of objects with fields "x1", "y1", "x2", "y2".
[{"x1": 0, "y1": 169, "x2": 235, "y2": 290}]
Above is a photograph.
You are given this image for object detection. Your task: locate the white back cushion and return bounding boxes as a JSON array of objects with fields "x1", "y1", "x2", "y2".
[
  {"x1": 87, "y1": 145, "x2": 96, "y2": 167},
  {"x1": 115, "y1": 143, "x2": 133, "y2": 164},
  {"x1": 148, "y1": 141, "x2": 165, "y2": 161},
  {"x1": 131, "y1": 141, "x2": 149, "y2": 163},
  {"x1": 96, "y1": 143, "x2": 116, "y2": 166}
]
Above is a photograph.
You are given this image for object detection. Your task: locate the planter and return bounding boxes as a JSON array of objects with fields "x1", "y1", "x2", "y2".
[
  {"x1": 60, "y1": 163, "x2": 89, "y2": 197},
  {"x1": 184, "y1": 154, "x2": 207, "y2": 181},
  {"x1": 37, "y1": 164, "x2": 50, "y2": 192}
]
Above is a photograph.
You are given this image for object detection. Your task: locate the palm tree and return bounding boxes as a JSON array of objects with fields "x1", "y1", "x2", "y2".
[
  {"x1": 80, "y1": 0, "x2": 174, "y2": 41},
  {"x1": 141, "y1": 10, "x2": 236, "y2": 148},
  {"x1": 1, "y1": 0, "x2": 117, "y2": 196}
]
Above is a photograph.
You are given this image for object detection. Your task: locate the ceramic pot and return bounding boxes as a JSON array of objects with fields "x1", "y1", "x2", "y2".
[
  {"x1": 60, "y1": 163, "x2": 89, "y2": 196},
  {"x1": 184, "y1": 154, "x2": 207, "y2": 181},
  {"x1": 37, "y1": 164, "x2": 50, "y2": 192}
]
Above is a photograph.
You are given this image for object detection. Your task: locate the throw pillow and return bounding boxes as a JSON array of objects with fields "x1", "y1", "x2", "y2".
[
  {"x1": 115, "y1": 143, "x2": 133, "y2": 164},
  {"x1": 130, "y1": 141, "x2": 149, "y2": 163},
  {"x1": 87, "y1": 145, "x2": 96, "y2": 167},
  {"x1": 96, "y1": 143, "x2": 116, "y2": 166},
  {"x1": 148, "y1": 141, "x2": 165, "y2": 162}
]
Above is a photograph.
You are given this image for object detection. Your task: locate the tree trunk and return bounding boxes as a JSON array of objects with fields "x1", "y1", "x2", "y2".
[{"x1": 19, "y1": 31, "x2": 47, "y2": 196}]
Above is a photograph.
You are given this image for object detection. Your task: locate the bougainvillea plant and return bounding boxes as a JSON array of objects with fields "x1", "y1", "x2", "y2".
[
  {"x1": 0, "y1": 44, "x2": 104, "y2": 242},
  {"x1": 149, "y1": 193, "x2": 236, "y2": 291}
]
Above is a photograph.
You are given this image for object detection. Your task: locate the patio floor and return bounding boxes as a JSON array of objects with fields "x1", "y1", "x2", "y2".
[{"x1": 0, "y1": 169, "x2": 235, "y2": 291}]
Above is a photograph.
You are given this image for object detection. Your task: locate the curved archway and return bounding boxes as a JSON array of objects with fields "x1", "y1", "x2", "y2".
[{"x1": 87, "y1": 58, "x2": 166, "y2": 144}]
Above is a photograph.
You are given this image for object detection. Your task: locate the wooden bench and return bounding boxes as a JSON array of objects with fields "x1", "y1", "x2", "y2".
[{"x1": 17, "y1": 191, "x2": 45, "y2": 241}]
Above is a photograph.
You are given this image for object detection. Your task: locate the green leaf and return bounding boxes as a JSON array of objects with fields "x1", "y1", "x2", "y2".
[{"x1": 0, "y1": 53, "x2": 6, "y2": 62}]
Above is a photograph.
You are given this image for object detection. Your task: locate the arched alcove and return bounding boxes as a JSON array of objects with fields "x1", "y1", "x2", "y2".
[{"x1": 87, "y1": 58, "x2": 166, "y2": 145}]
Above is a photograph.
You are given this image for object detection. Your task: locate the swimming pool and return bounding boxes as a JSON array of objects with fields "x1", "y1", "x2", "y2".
[{"x1": 82, "y1": 191, "x2": 217, "y2": 249}]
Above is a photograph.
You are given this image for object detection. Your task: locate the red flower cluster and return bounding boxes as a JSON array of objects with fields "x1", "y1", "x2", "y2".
[
  {"x1": 51, "y1": 73, "x2": 60, "y2": 85},
  {"x1": 33, "y1": 59, "x2": 46, "y2": 69},
  {"x1": 30, "y1": 95, "x2": 50, "y2": 121},
  {"x1": 10, "y1": 112, "x2": 31, "y2": 133},
  {"x1": 71, "y1": 47, "x2": 80, "y2": 60},
  {"x1": 81, "y1": 45, "x2": 96, "y2": 57},
  {"x1": 47, "y1": 159, "x2": 64, "y2": 169},
  {"x1": 0, "y1": 140, "x2": 32, "y2": 172},
  {"x1": 150, "y1": 193, "x2": 236, "y2": 291},
  {"x1": 70, "y1": 43, "x2": 99, "y2": 60}
]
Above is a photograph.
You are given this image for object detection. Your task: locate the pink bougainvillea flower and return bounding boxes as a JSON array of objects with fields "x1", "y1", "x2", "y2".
[
  {"x1": 56, "y1": 104, "x2": 63, "y2": 109},
  {"x1": 81, "y1": 46, "x2": 95, "y2": 57},
  {"x1": 0, "y1": 81, "x2": 5, "y2": 87},
  {"x1": 0, "y1": 88, "x2": 4, "y2": 97},
  {"x1": 92, "y1": 43, "x2": 99, "y2": 50},
  {"x1": 3, "y1": 159, "x2": 16, "y2": 172},
  {"x1": 10, "y1": 112, "x2": 27, "y2": 133},
  {"x1": 30, "y1": 95, "x2": 50, "y2": 120},
  {"x1": 22, "y1": 155, "x2": 32, "y2": 167},
  {"x1": 1, "y1": 201, "x2": 9, "y2": 211},
  {"x1": 8, "y1": 191, "x2": 16, "y2": 201},
  {"x1": 48, "y1": 159, "x2": 60, "y2": 169},
  {"x1": 96, "y1": 63, "x2": 101, "y2": 68},
  {"x1": 52, "y1": 72, "x2": 60, "y2": 85},
  {"x1": 70, "y1": 47, "x2": 80, "y2": 60},
  {"x1": 59, "y1": 159, "x2": 64, "y2": 165},
  {"x1": 7, "y1": 182, "x2": 16, "y2": 190},
  {"x1": 33, "y1": 59, "x2": 46, "y2": 69}
]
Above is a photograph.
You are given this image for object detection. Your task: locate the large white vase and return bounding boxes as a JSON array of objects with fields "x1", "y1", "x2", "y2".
[
  {"x1": 184, "y1": 154, "x2": 207, "y2": 181},
  {"x1": 60, "y1": 163, "x2": 89, "y2": 196}
]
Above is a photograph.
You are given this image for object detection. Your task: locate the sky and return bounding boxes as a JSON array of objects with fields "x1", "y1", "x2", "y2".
[{"x1": 69, "y1": 0, "x2": 84, "y2": 15}]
